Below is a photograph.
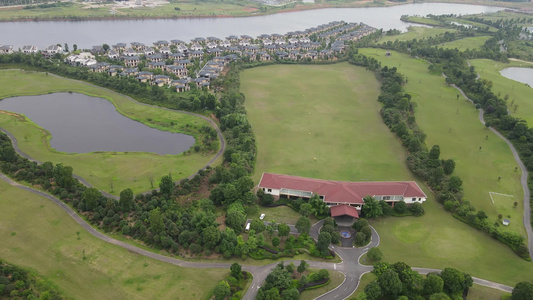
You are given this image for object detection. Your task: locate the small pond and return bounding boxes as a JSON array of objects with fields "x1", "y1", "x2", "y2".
[
  {"x1": 499, "y1": 67, "x2": 533, "y2": 87},
  {"x1": 0, "y1": 93, "x2": 195, "y2": 155}
]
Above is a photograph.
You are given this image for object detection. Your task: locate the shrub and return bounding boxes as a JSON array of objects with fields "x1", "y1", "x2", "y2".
[
  {"x1": 354, "y1": 232, "x2": 367, "y2": 246},
  {"x1": 409, "y1": 202, "x2": 425, "y2": 216},
  {"x1": 367, "y1": 247, "x2": 383, "y2": 262},
  {"x1": 394, "y1": 201, "x2": 407, "y2": 213}
]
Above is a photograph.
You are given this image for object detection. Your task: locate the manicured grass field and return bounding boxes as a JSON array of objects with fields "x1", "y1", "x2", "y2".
[
  {"x1": 380, "y1": 27, "x2": 456, "y2": 43},
  {"x1": 359, "y1": 48, "x2": 525, "y2": 237},
  {"x1": 371, "y1": 196, "x2": 533, "y2": 286},
  {"x1": 491, "y1": 193, "x2": 523, "y2": 233},
  {"x1": 247, "y1": 205, "x2": 318, "y2": 225},
  {"x1": 0, "y1": 179, "x2": 226, "y2": 300},
  {"x1": 440, "y1": 35, "x2": 491, "y2": 51},
  {"x1": 469, "y1": 59, "x2": 533, "y2": 125},
  {"x1": 0, "y1": 69, "x2": 217, "y2": 194},
  {"x1": 241, "y1": 63, "x2": 416, "y2": 183},
  {"x1": 467, "y1": 284, "x2": 511, "y2": 299},
  {"x1": 299, "y1": 270, "x2": 344, "y2": 299}
]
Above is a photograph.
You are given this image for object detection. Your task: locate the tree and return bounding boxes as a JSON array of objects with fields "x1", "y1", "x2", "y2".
[
  {"x1": 102, "y1": 44, "x2": 110, "y2": 52},
  {"x1": 299, "y1": 275, "x2": 308, "y2": 288},
  {"x1": 354, "y1": 218, "x2": 369, "y2": 231},
  {"x1": 317, "y1": 232, "x2": 331, "y2": 256},
  {"x1": 213, "y1": 281, "x2": 230, "y2": 300},
  {"x1": 447, "y1": 176, "x2": 463, "y2": 192},
  {"x1": 409, "y1": 202, "x2": 425, "y2": 216},
  {"x1": 443, "y1": 159, "x2": 455, "y2": 175},
  {"x1": 299, "y1": 203, "x2": 313, "y2": 217},
  {"x1": 429, "y1": 293, "x2": 451, "y2": 300},
  {"x1": 309, "y1": 194, "x2": 329, "y2": 217},
  {"x1": 378, "y1": 269, "x2": 402, "y2": 297},
  {"x1": 367, "y1": 247, "x2": 382, "y2": 262},
  {"x1": 394, "y1": 200, "x2": 407, "y2": 214},
  {"x1": 364, "y1": 281, "x2": 382, "y2": 300},
  {"x1": 202, "y1": 226, "x2": 221, "y2": 250},
  {"x1": 512, "y1": 281, "x2": 533, "y2": 300},
  {"x1": 281, "y1": 288, "x2": 299, "y2": 300},
  {"x1": 159, "y1": 174, "x2": 175, "y2": 195},
  {"x1": 64, "y1": 43, "x2": 69, "y2": 52},
  {"x1": 230, "y1": 262, "x2": 243, "y2": 280},
  {"x1": 226, "y1": 210, "x2": 246, "y2": 232},
  {"x1": 429, "y1": 145, "x2": 441, "y2": 160},
  {"x1": 149, "y1": 208, "x2": 164, "y2": 233},
  {"x1": 250, "y1": 219, "x2": 266, "y2": 233},
  {"x1": 424, "y1": 274, "x2": 444, "y2": 295},
  {"x1": 297, "y1": 260, "x2": 308, "y2": 275},
  {"x1": 362, "y1": 196, "x2": 383, "y2": 218},
  {"x1": 272, "y1": 237, "x2": 280, "y2": 247},
  {"x1": 354, "y1": 232, "x2": 367, "y2": 246},
  {"x1": 83, "y1": 187, "x2": 101, "y2": 211},
  {"x1": 73, "y1": 44, "x2": 78, "y2": 51},
  {"x1": 266, "y1": 224, "x2": 275, "y2": 239},
  {"x1": 277, "y1": 223, "x2": 290, "y2": 241},
  {"x1": 441, "y1": 267, "x2": 467, "y2": 296},
  {"x1": 295, "y1": 216, "x2": 311, "y2": 235},
  {"x1": 119, "y1": 188, "x2": 134, "y2": 212}
]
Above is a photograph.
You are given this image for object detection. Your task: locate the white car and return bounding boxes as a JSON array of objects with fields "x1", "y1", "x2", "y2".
[{"x1": 259, "y1": 213, "x2": 266, "y2": 220}]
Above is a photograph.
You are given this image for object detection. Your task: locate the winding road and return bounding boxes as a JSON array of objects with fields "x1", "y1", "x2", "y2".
[
  {"x1": 447, "y1": 73, "x2": 533, "y2": 261},
  {"x1": 0, "y1": 164, "x2": 515, "y2": 299},
  {"x1": 0, "y1": 71, "x2": 519, "y2": 299}
]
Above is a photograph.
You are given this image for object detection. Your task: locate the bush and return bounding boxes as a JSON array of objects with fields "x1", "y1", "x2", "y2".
[
  {"x1": 353, "y1": 218, "x2": 369, "y2": 231},
  {"x1": 272, "y1": 237, "x2": 280, "y2": 247},
  {"x1": 354, "y1": 232, "x2": 367, "y2": 246},
  {"x1": 394, "y1": 201, "x2": 407, "y2": 214},
  {"x1": 367, "y1": 247, "x2": 383, "y2": 262},
  {"x1": 409, "y1": 202, "x2": 425, "y2": 216}
]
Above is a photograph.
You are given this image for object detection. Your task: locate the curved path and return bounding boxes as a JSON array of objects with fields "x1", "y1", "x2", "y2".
[
  {"x1": 447, "y1": 75, "x2": 533, "y2": 260},
  {"x1": 1, "y1": 70, "x2": 226, "y2": 197},
  {"x1": 0, "y1": 168, "x2": 514, "y2": 298}
]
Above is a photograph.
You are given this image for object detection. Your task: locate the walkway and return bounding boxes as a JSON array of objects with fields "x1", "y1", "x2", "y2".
[
  {"x1": 0, "y1": 168, "x2": 514, "y2": 298},
  {"x1": 446, "y1": 72, "x2": 533, "y2": 260}
]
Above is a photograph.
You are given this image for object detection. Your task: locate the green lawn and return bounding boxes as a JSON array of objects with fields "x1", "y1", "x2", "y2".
[
  {"x1": 300, "y1": 270, "x2": 345, "y2": 299},
  {"x1": 402, "y1": 16, "x2": 444, "y2": 26},
  {"x1": 469, "y1": 59, "x2": 533, "y2": 125},
  {"x1": 0, "y1": 179, "x2": 226, "y2": 300},
  {"x1": 247, "y1": 205, "x2": 318, "y2": 225},
  {"x1": 0, "y1": 69, "x2": 217, "y2": 194},
  {"x1": 440, "y1": 36, "x2": 491, "y2": 51},
  {"x1": 380, "y1": 27, "x2": 456, "y2": 43},
  {"x1": 352, "y1": 272, "x2": 376, "y2": 298},
  {"x1": 241, "y1": 63, "x2": 416, "y2": 183},
  {"x1": 468, "y1": 284, "x2": 511, "y2": 300},
  {"x1": 359, "y1": 48, "x2": 525, "y2": 237}
]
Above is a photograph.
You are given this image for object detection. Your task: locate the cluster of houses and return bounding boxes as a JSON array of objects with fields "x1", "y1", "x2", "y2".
[{"x1": 1, "y1": 21, "x2": 376, "y2": 92}]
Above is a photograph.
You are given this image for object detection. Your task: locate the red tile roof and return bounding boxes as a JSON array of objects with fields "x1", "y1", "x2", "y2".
[
  {"x1": 330, "y1": 204, "x2": 359, "y2": 218},
  {"x1": 258, "y1": 173, "x2": 426, "y2": 205}
]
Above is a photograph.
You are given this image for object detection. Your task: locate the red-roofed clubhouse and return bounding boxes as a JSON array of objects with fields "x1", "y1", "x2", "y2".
[{"x1": 258, "y1": 173, "x2": 427, "y2": 218}]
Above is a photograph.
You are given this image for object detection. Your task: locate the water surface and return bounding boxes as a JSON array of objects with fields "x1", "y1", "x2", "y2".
[
  {"x1": 0, "y1": 3, "x2": 502, "y2": 49},
  {"x1": 500, "y1": 67, "x2": 533, "y2": 87},
  {"x1": 0, "y1": 93, "x2": 195, "y2": 155}
]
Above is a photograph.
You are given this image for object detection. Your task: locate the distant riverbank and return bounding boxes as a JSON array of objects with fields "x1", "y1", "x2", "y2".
[{"x1": 0, "y1": 0, "x2": 524, "y2": 23}]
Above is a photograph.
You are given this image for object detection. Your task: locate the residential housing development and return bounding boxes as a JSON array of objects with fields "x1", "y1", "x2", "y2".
[{"x1": 258, "y1": 172, "x2": 427, "y2": 218}]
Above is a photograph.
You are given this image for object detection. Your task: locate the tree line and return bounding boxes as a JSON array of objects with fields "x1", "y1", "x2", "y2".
[{"x1": 346, "y1": 46, "x2": 530, "y2": 260}]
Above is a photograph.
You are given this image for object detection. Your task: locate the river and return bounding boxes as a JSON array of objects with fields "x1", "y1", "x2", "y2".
[
  {"x1": 0, "y1": 3, "x2": 502, "y2": 49},
  {"x1": 0, "y1": 93, "x2": 195, "y2": 155}
]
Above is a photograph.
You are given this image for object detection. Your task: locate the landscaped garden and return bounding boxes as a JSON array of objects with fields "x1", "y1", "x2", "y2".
[{"x1": 0, "y1": 69, "x2": 218, "y2": 194}]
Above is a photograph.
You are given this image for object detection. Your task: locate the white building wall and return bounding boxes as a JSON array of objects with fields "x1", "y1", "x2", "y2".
[
  {"x1": 263, "y1": 187, "x2": 280, "y2": 196},
  {"x1": 403, "y1": 196, "x2": 427, "y2": 204}
]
